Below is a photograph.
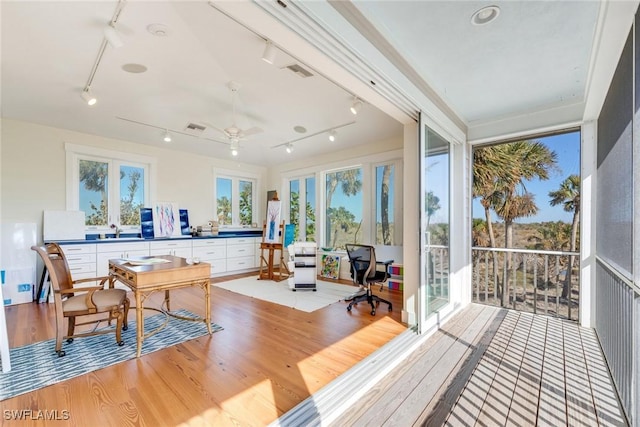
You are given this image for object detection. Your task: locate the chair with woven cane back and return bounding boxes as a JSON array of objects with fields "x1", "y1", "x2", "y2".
[{"x1": 31, "y1": 243, "x2": 130, "y2": 357}]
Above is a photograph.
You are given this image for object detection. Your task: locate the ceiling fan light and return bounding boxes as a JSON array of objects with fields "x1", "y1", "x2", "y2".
[
  {"x1": 350, "y1": 98, "x2": 363, "y2": 115},
  {"x1": 328, "y1": 130, "x2": 336, "y2": 142},
  {"x1": 104, "y1": 24, "x2": 123, "y2": 48},
  {"x1": 262, "y1": 40, "x2": 277, "y2": 64},
  {"x1": 81, "y1": 88, "x2": 97, "y2": 106},
  {"x1": 231, "y1": 148, "x2": 239, "y2": 156}
]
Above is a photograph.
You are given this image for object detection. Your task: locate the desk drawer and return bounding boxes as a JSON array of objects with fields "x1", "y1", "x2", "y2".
[
  {"x1": 226, "y1": 256, "x2": 255, "y2": 271},
  {"x1": 227, "y1": 237, "x2": 254, "y2": 245},
  {"x1": 193, "y1": 239, "x2": 226, "y2": 248},
  {"x1": 61, "y1": 244, "x2": 96, "y2": 255},
  {"x1": 65, "y1": 253, "x2": 96, "y2": 264},
  {"x1": 192, "y1": 246, "x2": 226, "y2": 260},
  {"x1": 227, "y1": 244, "x2": 254, "y2": 258}
]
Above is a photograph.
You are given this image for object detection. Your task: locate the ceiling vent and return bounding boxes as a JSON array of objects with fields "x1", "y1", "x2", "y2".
[
  {"x1": 184, "y1": 122, "x2": 206, "y2": 136},
  {"x1": 283, "y1": 63, "x2": 313, "y2": 78}
]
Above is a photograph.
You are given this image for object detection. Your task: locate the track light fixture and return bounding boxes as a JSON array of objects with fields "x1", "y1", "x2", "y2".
[
  {"x1": 163, "y1": 130, "x2": 172, "y2": 143},
  {"x1": 104, "y1": 23, "x2": 123, "y2": 48},
  {"x1": 80, "y1": 0, "x2": 126, "y2": 106},
  {"x1": 81, "y1": 88, "x2": 97, "y2": 106},
  {"x1": 262, "y1": 40, "x2": 277, "y2": 64},
  {"x1": 328, "y1": 130, "x2": 337, "y2": 142},
  {"x1": 285, "y1": 143, "x2": 294, "y2": 154},
  {"x1": 350, "y1": 97, "x2": 363, "y2": 115}
]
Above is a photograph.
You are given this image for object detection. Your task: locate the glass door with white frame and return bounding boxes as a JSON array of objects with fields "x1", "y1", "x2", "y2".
[{"x1": 420, "y1": 118, "x2": 451, "y2": 325}]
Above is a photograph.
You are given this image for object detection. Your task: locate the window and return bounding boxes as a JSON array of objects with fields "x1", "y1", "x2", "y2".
[
  {"x1": 325, "y1": 167, "x2": 362, "y2": 250},
  {"x1": 214, "y1": 171, "x2": 257, "y2": 227},
  {"x1": 67, "y1": 144, "x2": 153, "y2": 232},
  {"x1": 375, "y1": 163, "x2": 395, "y2": 245},
  {"x1": 288, "y1": 176, "x2": 316, "y2": 242}
]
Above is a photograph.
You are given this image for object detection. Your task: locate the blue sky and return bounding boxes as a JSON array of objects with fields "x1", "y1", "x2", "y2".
[{"x1": 472, "y1": 130, "x2": 581, "y2": 223}]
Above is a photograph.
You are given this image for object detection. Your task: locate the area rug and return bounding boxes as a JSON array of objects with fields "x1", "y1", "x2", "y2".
[
  {"x1": 214, "y1": 276, "x2": 357, "y2": 312},
  {"x1": 0, "y1": 310, "x2": 223, "y2": 401}
]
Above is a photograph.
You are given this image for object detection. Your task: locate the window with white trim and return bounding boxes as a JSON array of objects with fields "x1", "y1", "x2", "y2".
[
  {"x1": 66, "y1": 144, "x2": 154, "y2": 233},
  {"x1": 214, "y1": 171, "x2": 257, "y2": 227}
]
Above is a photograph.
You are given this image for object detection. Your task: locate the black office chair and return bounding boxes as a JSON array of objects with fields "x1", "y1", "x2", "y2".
[{"x1": 344, "y1": 244, "x2": 393, "y2": 316}]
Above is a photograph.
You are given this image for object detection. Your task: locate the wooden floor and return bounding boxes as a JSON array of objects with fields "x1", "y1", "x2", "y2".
[
  {"x1": 330, "y1": 304, "x2": 628, "y2": 427},
  {"x1": 0, "y1": 273, "x2": 406, "y2": 426}
]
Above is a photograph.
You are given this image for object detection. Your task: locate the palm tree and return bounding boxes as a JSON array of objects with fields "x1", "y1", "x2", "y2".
[
  {"x1": 325, "y1": 169, "x2": 362, "y2": 246},
  {"x1": 380, "y1": 165, "x2": 392, "y2": 245},
  {"x1": 425, "y1": 191, "x2": 440, "y2": 228},
  {"x1": 549, "y1": 174, "x2": 580, "y2": 298},
  {"x1": 493, "y1": 141, "x2": 557, "y2": 306},
  {"x1": 473, "y1": 145, "x2": 519, "y2": 299}
]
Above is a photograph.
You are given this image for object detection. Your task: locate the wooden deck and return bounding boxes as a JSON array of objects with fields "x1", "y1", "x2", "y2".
[{"x1": 326, "y1": 304, "x2": 627, "y2": 427}]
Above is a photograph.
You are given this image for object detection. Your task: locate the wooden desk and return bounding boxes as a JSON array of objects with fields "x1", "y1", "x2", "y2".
[{"x1": 108, "y1": 255, "x2": 211, "y2": 357}]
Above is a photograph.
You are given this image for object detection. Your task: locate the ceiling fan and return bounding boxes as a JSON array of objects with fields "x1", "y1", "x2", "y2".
[{"x1": 206, "y1": 81, "x2": 263, "y2": 155}]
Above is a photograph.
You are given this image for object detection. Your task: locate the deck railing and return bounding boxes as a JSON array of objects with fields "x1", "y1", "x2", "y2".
[{"x1": 472, "y1": 247, "x2": 580, "y2": 321}]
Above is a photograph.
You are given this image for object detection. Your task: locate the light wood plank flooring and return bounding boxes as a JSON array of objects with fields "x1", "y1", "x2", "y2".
[
  {"x1": 0, "y1": 273, "x2": 405, "y2": 426},
  {"x1": 329, "y1": 304, "x2": 627, "y2": 427}
]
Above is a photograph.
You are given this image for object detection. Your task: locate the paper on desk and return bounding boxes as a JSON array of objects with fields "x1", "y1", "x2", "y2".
[{"x1": 125, "y1": 258, "x2": 172, "y2": 266}]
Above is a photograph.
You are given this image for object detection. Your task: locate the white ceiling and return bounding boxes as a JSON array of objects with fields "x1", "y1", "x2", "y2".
[{"x1": 1, "y1": 1, "x2": 631, "y2": 165}]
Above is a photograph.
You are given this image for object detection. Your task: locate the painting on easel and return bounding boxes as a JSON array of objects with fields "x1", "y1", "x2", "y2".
[{"x1": 264, "y1": 199, "x2": 282, "y2": 244}]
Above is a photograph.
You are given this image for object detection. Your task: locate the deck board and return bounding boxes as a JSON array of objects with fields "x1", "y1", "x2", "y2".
[{"x1": 325, "y1": 304, "x2": 628, "y2": 427}]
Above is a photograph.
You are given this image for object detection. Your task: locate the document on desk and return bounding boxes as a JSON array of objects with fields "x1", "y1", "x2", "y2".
[{"x1": 125, "y1": 258, "x2": 172, "y2": 266}]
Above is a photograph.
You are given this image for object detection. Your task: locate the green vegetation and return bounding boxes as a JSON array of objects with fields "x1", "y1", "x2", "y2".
[{"x1": 472, "y1": 140, "x2": 580, "y2": 307}]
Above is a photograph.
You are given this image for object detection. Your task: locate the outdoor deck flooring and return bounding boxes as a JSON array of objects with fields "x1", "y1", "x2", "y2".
[{"x1": 329, "y1": 304, "x2": 627, "y2": 427}]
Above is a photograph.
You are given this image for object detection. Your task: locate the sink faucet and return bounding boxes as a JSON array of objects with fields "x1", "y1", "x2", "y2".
[{"x1": 110, "y1": 223, "x2": 122, "y2": 238}]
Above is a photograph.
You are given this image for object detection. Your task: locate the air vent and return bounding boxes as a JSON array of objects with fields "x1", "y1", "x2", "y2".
[
  {"x1": 184, "y1": 122, "x2": 206, "y2": 135},
  {"x1": 283, "y1": 63, "x2": 314, "y2": 78}
]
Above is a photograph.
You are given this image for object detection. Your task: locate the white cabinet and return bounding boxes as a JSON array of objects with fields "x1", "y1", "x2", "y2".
[
  {"x1": 60, "y1": 244, "x2": 97, "y2": 288},
  {"x1": 226, "y1": 238, "x2": 255, "y2": 272},
  {"x1": 192, "y1": 239, "x2": 227, "y2": 276},
  {"x1": 149, "y1": 240, "x2": 191, "y2": 258},
  {"x1": 96, "y1": 242, "x2": 149, "y2": 277}
]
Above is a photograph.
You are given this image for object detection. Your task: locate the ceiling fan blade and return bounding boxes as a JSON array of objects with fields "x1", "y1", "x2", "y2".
[
  {"x1": 202, "y1": 121, "x2": 230, "y2": 137},
  {"x1": 240, "y1": 126, "x2": 263, "y2": 137}
]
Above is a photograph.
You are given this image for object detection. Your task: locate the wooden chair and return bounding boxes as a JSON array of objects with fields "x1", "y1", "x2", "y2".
[{"x1": 31, "y1": 243, "x2": 130, "y2": 357}]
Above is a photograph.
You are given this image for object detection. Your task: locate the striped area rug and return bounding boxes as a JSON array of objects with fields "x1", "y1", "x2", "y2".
[{"x1": 0, "y1": 310, "x2": 223, "y2": 401}]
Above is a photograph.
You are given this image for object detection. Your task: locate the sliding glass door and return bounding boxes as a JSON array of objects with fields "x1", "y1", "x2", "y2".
[{"x1": 420, "y1": 116, "x2": 451, "y2": 325}]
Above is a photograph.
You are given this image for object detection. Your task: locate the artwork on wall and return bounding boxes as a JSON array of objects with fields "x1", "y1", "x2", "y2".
[
  {"x1": 153, "y1": 202, "x2": 181, "y2": 238},
  {"x1": 264, "y1": 200, "x2": 282, "y2": 244},
  {"x1": 320, "y1": 254, "x2": 341, "y2": 280}
]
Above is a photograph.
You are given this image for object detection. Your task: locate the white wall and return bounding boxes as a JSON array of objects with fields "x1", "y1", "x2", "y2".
[{"x1": 1, "y1": 118, "x2": 268, "y2": 242}]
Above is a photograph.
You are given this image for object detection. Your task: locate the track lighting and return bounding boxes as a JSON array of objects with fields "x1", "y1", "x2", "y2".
[
  {"x1": 230, "y1": 140, "x2": 239, "y2": 156},
  {"x1": 262, "y1": 40, "x2": 277, "y2": 64},
  {"x1": 350, "y1": 97, "x2": 363, "y2": 115},
  {"x1": 285, "y1": 143, "x2": 294, "y2": 154},
  {"x1": 328, "y1": 130, "x2": 337, "y2": 142},
  {"x1": 163, "y1": 131, "x2": 172, "y2": 143},
  {"x1": 81, "y1": 88, "x2": 97, "y2": 106},
  {"x1": 104, "y1": 23, "x2": 123, "y2": 48}
]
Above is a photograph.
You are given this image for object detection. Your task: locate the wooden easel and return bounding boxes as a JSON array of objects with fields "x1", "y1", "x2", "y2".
[{"x1": 259, "y1": 220, "x2": 290, "y2": 281}]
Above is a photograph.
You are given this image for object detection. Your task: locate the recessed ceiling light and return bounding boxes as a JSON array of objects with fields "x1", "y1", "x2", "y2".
[
  {"x1": 147, "y1": 23, "x2": 170, "y2": 37},
  {"x1": 471, "y1": 5, "x2": 500, "y2": 25},
  {"x1": 294, "y1": 126, "x2": 307, "y2": 133},
  {"x1": 122, "y1": 63, "x2": 148, "y2": 73}
]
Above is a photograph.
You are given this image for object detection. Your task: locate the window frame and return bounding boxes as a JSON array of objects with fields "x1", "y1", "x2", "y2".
[
  {"x1": 65, "y1": 143, "x2": 156, "y2": 233},
  {"x1": 214, "y1": 168, "x2": 259, "y2": 228},
  {"x1": 282, "y1": 149, "x2": 402, "y2": 248}
]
